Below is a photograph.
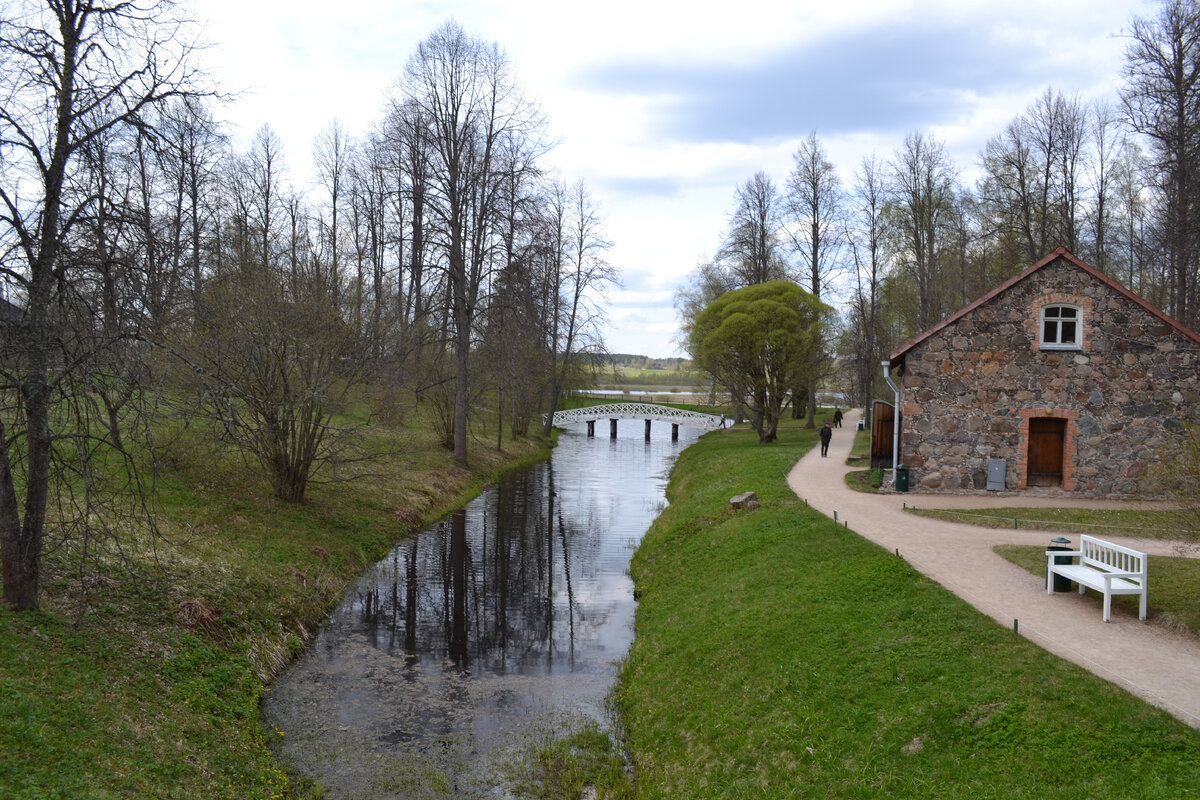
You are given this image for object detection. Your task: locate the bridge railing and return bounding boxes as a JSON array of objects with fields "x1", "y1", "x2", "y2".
[{"x1": 544, "y1": 402, "x2": 724, "y2": 430}]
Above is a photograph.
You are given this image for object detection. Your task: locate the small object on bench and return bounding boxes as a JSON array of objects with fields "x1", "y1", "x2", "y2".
[
  {"x1": 1045, "y1": 534, "x2": 1147, "y2": 622},
  {"x1": 730, "y1": 491, "x2": 759, "y2": 510}
]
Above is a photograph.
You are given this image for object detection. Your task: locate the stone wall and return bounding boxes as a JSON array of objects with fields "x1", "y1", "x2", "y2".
[{"x1": 896, "y1": 256, "x2": 1200, "y2": 495}]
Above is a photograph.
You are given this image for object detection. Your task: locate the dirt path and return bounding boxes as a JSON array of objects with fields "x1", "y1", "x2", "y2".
[{"x1": 786, "y1": 409, "x2": 1200, "y2": 728}]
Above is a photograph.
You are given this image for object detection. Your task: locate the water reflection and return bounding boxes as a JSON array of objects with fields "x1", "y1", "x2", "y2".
[{"x1": 265, "y1": 421, "x2": 700, "y2": 797}]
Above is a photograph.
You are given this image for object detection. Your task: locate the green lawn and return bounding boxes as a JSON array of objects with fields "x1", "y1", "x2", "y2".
[
  {"x1": 617, "y1": 418, "x2": 1200, "y2": 799},
  {"x1": 908, "y1": 505, "x2": 1186, "y2": 540}
]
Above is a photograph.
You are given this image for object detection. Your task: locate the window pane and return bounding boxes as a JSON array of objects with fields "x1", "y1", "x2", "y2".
[
  {"x1": 1045, "y1": 307, "x2": 1062, "y2": 319},
  {"x1": 1061, "y1": 320, "x2": 1076, "y2": 343},
  {"x1": 1044, "y1": 320, "x2": 1056, "y2": 342},
  {"x1": 1060, "y1": 306, "x2": 1077, "y2": 319}
]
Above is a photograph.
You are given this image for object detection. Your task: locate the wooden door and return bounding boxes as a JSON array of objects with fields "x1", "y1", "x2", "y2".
[
  {"x1": 1028, "y1": 417, "x2": 1066, "y2": 486},
  {"x1": 871, "y1": 400, "x2": 897, "y2": 469}
]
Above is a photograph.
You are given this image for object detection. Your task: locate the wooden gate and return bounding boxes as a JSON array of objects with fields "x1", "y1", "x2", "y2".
[
  {"x1": 871, "y1": 400, "x2": 897, "y2": 469},
  {"x1": 1028, "y1": 417, "x2": 1066, "y2": 486}
]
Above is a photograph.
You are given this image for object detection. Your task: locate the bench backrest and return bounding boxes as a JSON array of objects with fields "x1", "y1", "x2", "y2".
[{"x1": 1079, "y1": 535, "x2": 1146, "y2": 579}]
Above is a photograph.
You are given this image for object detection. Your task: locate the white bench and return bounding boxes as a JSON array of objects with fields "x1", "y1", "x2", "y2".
[{"x1": 1046, "y1": 534, "x2": 1147, "y2": 622}]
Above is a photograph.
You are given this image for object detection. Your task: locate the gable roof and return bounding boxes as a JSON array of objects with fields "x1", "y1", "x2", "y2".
[{"x1": 888, "y1": 247, "x2": 1200, "y2": 367}]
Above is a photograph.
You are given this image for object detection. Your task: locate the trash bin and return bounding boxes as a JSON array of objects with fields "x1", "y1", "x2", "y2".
[
  {"x1": 1047, "y1": 536, "x2": 1073, "y2": 592},
  {"x1": 894, "y1": 464, "x2": 909, "y2": 493},
  {"x1": 857, "y1": 420, "x2": 865, "y2": 431}
]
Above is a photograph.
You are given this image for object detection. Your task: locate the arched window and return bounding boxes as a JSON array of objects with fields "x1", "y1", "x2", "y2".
[{"x1": 1040, "y1": 304, "x2": 1081, "y2": 349}]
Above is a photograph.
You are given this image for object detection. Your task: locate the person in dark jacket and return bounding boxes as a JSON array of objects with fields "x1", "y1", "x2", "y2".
[
  {"x1": 819, "y1": 421, "x2": 832, "y2": 457},
  {"x1": 833, "y1": 408, "x2": 843, "y2": 428}
]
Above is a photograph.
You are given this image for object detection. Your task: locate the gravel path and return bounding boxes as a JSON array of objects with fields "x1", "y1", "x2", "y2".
[{"x1": 786, "y1": 409, "x2": 1200, "y2": 728}]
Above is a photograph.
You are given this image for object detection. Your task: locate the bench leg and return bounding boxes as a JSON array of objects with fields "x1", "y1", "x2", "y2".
[
  {"x1": 1139, "y1": 592, "x2": 1147, "y2": 621},
  {"x1": 1103, "y1": 592, "x2": 1112, "y2": 623},
  {"x1": 1078, "y1": 584, "x2": 1085, "y2": 595}
]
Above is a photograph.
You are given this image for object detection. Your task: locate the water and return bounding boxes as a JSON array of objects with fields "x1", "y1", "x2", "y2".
[{"x1": 264, "y1": 420, "x2": 702, "y2": 797}]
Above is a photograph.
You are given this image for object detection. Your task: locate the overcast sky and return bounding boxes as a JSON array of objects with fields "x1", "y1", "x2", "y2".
[{"x1": 200, "y1": 0, "x2": 1155, "y2": 357}]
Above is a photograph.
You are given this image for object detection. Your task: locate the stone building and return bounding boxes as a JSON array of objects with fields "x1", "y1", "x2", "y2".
[{"x1": 884, "y1": 248, "x2": 1200, "y2": 495}]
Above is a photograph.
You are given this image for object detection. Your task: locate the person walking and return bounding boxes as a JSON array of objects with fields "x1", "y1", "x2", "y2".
[
  {"x1": 819, "y1": 421, "x2": 832, "y2": 457},
  {"x1": 833, "y1": 408, "x2": 843, "y2": 428}
]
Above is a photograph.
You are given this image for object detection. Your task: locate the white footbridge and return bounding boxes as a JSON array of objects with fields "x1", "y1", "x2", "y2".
[{"x1": 544, "y1": 402, "x2": 725, "y2": 439}]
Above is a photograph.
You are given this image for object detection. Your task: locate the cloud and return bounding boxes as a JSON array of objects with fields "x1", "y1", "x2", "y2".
[
  {"x1": 198, "y1": 0, "x2": 1147, "y2": 358},
  {"x1": 576, "y1": 16, "x2": 1124, "y2": 146}
]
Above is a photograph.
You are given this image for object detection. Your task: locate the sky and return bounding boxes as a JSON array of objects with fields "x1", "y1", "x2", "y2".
[{"x1": 198, "y1": 0, "x2": 1156, "y2": 358}]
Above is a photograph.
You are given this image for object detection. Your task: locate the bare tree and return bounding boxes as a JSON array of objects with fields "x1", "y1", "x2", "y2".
[
  {"x1": 978, "y1": 88, "x2": 1089, "y2": 272},
  {"x1": 890, "y1": 131, "x2": 960, "y2": 331},
  {"x1": 1111, "y1": 137, "x2": 1154, "y2": 297},
  {"x1": 246, "y1": 125, "x2": 286, "y2": 278},
  {"x1": 182, "y1": 264, "x2": 369, "y2": 503},
  {"x1": 313, "y1": 119, "x2": 352, "y2": 303},
  {"x1": 157, "y1": 97, "x2": 226, "y2": 322},
  {"x1": 784, "y1": 132, "x2": 843, "y2": 425},
  {"x1": 845, "y1": 155, "x2": 891, "y2": 422},
  {"x1": 785, "y1": 131, "x2": 843, "y2": 297},
  {"x1": 542, "y1": 180, "x2": 617, "y2": 436},
  {"x1": 399, "y1": 21, "x2": 547, "y2": 466},
  {"x1": 718, "y1": 172, "x2": 788, "y2": 286},
  {"x1": 1087, "y1": 100, "x2": 1122, "y2": 271},
  {"x1": 1122, "y1": 0, "x2": 1200, "y2": 327},
  {"x1": 0, "y1": 0, "x2": 205, "y2": 610}
]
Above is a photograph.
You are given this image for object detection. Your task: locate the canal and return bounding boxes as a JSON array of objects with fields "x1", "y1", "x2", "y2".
[{"x1": 263, "y1": 419, "x2": 703, "y2": 797}]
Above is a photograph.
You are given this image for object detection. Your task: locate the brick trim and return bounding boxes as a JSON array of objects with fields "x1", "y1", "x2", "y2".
[
  {"x1": 1028, "y1": 294, "x2": 1093, "y2": 352},
  {"x1": 1016, "y1": 408, "x2": 1080, "y2": 490}
]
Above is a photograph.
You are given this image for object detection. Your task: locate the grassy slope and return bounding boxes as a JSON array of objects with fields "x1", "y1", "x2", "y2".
[
  {"x1": 0, "y1": 408, "x2": 549, "y2": 799},
  {"x1": 620, "y1": 418, "x2": 1200, "y2": 799}
]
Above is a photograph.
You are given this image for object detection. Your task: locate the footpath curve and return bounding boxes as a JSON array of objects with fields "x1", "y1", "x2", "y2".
[{"x1": 786, "y1": 408, "x2": 1200, "y2": 728}]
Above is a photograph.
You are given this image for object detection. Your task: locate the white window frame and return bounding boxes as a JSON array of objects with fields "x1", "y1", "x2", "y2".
[{"x1": 1040, "y1": 304, "x2": 1082, "y2": 350}]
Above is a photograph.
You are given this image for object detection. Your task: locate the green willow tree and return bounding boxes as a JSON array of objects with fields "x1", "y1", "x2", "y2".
[{"x1": 690, "y1": 281, "x2": 833, "y2": 443}]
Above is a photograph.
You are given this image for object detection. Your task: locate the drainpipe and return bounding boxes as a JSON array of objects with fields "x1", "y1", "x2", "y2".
[{"x1": 881, "y1": 360, "x2": 901, "y2": 482}]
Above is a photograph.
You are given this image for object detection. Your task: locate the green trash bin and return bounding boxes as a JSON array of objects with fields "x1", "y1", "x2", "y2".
[
  {"x1": 1047, "y1": 536, "x2": 1073, "y2": 592},
  {"x1": 857, "y1": 419, "x2": 864, "y2": 431},
  {"x1": 894, "y1": 464, "x2": 909, "y2": 493}
]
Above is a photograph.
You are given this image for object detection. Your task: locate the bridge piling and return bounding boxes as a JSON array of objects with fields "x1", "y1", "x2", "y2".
[
  {"x1": 644, "y1": 419, "x2": 652, "y2": 440},
  {"x1": 671, "y1": 423, "x2": 679, "y2": 441},
  {"x1": 610, "y1": 419, "x2": 618, "y2": 439},
  {"x1": 587, "y1": 420, "x2": 595, "y2": 437}
]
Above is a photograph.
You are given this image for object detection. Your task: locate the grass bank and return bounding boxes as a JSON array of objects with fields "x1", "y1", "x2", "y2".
[
  {"x1": 618, "y1": 417, "x2": 1200, "y2": 799},
  {"x1": 0, "y1": 405, "x2": 550, "y2": 799},
  {"x1": 908, "y1": 506, "x2": 1185, "y2": 539}
]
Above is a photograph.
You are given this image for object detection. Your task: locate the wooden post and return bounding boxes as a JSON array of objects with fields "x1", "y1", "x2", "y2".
[
  {"x1": 645, "y1": 419, "x2": 652, "y2": 441},
  {"x1": 671, "y1": 423, "x2": 679, "y2": 441},
  {"x1": 610, "y1": 419, "x2": 618, "y2": 439},
  {"x1": 586, "y1": 420, "x2": 595, "y2": 437}
]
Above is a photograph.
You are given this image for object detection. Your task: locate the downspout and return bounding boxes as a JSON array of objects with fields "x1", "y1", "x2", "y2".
[{"x1": 881, "y1": 360, "x2": 901, "y2": 482}]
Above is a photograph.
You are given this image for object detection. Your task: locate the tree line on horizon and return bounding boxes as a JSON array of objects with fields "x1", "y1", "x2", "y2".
[
  {"x1": 0, "y1": 3, "x2": 614, "y2": 610},
  {"x1": 679, "y1": 0, "x2": 1200, "y2": 424}
]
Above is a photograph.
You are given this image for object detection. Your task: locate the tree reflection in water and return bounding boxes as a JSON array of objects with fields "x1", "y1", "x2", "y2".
[{"x1": 265, "y1": 423, "x2": 700, "y2": 797}]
